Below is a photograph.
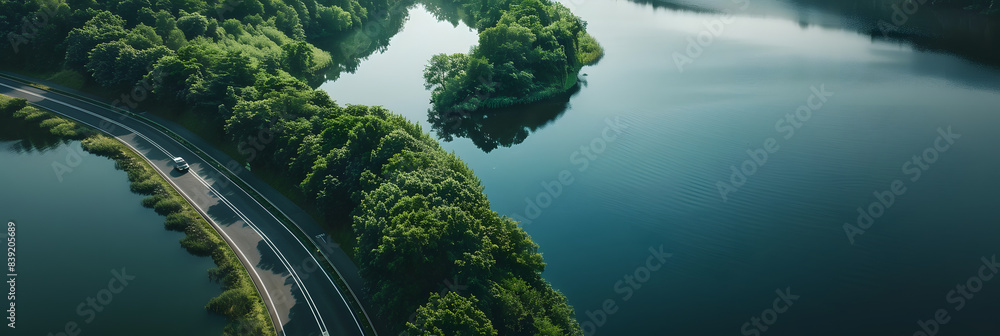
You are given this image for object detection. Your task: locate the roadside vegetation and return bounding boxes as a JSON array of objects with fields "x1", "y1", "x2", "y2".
[
  {"x1": 1, "y1": 0, "x2": 589, "y2": 333},
  {"x1": 0, "y1": 94, "x2": 274, "y2": 336}
]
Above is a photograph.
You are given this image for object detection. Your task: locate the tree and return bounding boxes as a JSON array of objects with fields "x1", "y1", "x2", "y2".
[
  {"x1": 115, "y1": 0, "x2": 153, "y2": 25},
  {"x1": 205, "y1": 288, "x2": 255, "y2": 319},
  {"x1": 315, "y1": 5, "x2": 353, "y2": 34},
  {"x1": 64, "y1": 11, "x2": 128, "y2": 69},
  {"x1": 405, "y1": 292, "x2": 498, "y2": 336},
  {"x1": 217, "y1": 51, "x2": 258, "y2": 87},
  {"x1": 282, "y1": 41, "x2": 314, "y2": 77},
  {"x1": 125, "y1": 24, "x2": 164, "y2": 49},
  {"x1": 221, "y1": 19, "x2": 244, "y2": 36},
  {"x1": 478, "y1": 22, "x2": 536, "y2": 69},
  {"x1": 153, "y1": 9, "x2": 176, "y2": 37},
  {"x1": 3, "y1": 1, "x2": 596, "y2": 334},
  {"x1": 176, "y1": 11, "x2": 209, "y2": 38},
  {"x1": 421, "y1": 0, "x2": 602, "y2": 113},
  {"x1": 87, "y1": 40, "x2": 172, "y2": 87},
  {"x1": 424, "y1": 53, "x2": 470, "y2": 92},
  {"x1": 165, "y1": 27, "x2": 187, "y2": 49}
]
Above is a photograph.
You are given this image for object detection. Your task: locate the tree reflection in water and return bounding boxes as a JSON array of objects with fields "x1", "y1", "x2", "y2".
[{"x1": 429, "y1": 83, "x2": 582, "y2": 153}]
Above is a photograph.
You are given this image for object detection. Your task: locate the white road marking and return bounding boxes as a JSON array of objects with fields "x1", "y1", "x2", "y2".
[
  {"x1": 0, "y1": 81, "x2": 371, "y2": 335},
  {"x1": 0, "y1": 82, "x2": 369, "y2": 335}
]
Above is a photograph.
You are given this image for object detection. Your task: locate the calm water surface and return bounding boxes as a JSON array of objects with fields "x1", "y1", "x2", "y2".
[
  {"x1": 323, "y1": 1, "x2": 1000, "y2": 335},
  {"x1": 0, "y1": 126, "x2": 227, "y2": 335}
]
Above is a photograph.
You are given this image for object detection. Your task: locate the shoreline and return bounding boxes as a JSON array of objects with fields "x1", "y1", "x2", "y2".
[
  {"x1": 0, "y1": 71, "x2": 382, "y2": 335},
  {"x1": 0, "y1": 95, "x2": 277, "y2": 336}
]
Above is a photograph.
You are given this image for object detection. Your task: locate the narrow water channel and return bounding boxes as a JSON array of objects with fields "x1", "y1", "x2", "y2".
[{"x1": 0, "y1": 122, "x2": 227, "y2": 335}]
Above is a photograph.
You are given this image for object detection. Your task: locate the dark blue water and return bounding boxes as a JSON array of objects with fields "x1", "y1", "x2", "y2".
[
  {"x1": 322, "y1": 1, "x2": 1000, "y2": 335},
  {"x1": 0, "y1": 135, "x2": 227, "y2": 335}
]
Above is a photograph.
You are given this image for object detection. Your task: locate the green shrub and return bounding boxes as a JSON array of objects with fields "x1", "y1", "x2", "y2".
[
  {"x1": 49, "y1": 122, "x2": 87, "y2": 139},
  {"x1": 130, "y1": 178, "x2": 161, "y2": 195},
  {"x1": 0, "y1": 96, "x2": 27, "y2": 116},
  {"x1": 141, "y1": 194, "x2": 163, "y2": 208},
  {"x1": 180, "y1": 233, "x2": 216, "y2": 256},
  {"x1": 153, "y1": 198, "x2": 183, "y2": 215},
  {"x1": 46, "y1": 70, "x2": 86, "y2": 90},
  {"x1": 1, "y1": 94, "x2": 274, "y2": 335},
  {"x1": 81, "y1": 136, "x2": 124, "y2": 157},
  {"x1": 206, "y1": 288, "x2": 256, "y2": 319},
  {"x1": 577, "y1": 32, "x2": 604, "y2": 65},
  {"x1": 164, "y1": 213, "x2": 193, "y2": 231},
  {"x1": 126, "y1": 165, "x2": 153, "y2": 181},
  {"x1": 14, "y1": 107, "x2": 48, "y2": 121},
  {"x1": 38, "y1": 117, "x2": 70, "y2": 129},
  {"x1": 224, "y1": 317, "x2": 270, "y2": 336}
]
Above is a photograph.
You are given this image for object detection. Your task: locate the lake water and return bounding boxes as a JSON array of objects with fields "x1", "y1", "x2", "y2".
[
  {"x1": 0, "y1": 122, "x2": 227, "y2": 335},
  {"x1": 322, "y1": 1, "x2": 1000, "y2": 335}
]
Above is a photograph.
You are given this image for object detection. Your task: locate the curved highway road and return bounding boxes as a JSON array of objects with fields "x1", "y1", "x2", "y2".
[{"x1": 0, "y1": 75, "x2": 378, "y2": 336}]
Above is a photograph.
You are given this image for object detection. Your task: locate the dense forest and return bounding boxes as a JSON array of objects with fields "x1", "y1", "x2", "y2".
[
  {"x1": 421, "y1": 0, "x2": 603, "y2": 126},
  {"x1": 1, "y1": 0, "x2": 592, "y2": 334}
]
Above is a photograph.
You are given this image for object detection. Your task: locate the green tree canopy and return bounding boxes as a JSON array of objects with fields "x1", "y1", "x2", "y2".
[{"x1": 405, "y1": 292, "x2": 498, "y2": 336}]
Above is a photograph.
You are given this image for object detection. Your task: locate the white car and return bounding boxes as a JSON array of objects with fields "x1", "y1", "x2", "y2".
[{"x1": 173, "y1": 157, "x2": 190, "y2": 171}]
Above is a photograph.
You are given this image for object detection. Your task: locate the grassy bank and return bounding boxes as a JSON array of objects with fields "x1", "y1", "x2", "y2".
[
  {"x1": 0, "y1": 67, "x2": 358, "y2": 262},
  {"x1": 0, "y1": 0, "x2": 591, "y2": 332},
  {"x1": 0, "y1": 94, "x2": 275, "y2": 336}
]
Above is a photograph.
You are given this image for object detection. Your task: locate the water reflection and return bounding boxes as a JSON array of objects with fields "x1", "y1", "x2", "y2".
[
  {"x1": 309, "y1": 0, "x2": 483, "y2": 88},
  {"x1": 429, "y1": 83, "x2": 581, "y2": 152},
  {"x1": 308, "y1": 0, "x2": 418, "y2": 85},
  {"x1": 311, "y1": 0, "x2": 580, "y2": 153},
  {"x1": 645, "y1": 0, "x2": 1000, "y2": 67},
  {"x1": 421, "y1": 0, "x2": 476, "y2": 28},
  {"x1": 0, "y1": 116, "x2": 70, "y2": 153},
  {"x1": 793, "y1": 0, "x2": 998, "y2": 67},
  {"x1": 623, "y1": 0, "x2": 722, "y2": 13}
]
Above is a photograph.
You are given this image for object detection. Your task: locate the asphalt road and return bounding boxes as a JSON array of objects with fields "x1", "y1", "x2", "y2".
[{"x1": 0, "y1": 76, "x2": 376, "y2": 336}]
